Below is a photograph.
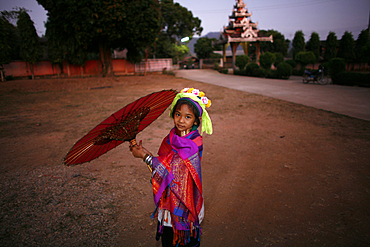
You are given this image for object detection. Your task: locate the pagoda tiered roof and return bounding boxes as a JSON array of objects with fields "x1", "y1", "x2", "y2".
[{"x1": 221, "y1": 0, "x2": 272, "y2": 43}]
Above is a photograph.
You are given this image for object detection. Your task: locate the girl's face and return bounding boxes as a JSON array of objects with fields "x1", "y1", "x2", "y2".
[{"x1": 173, "y1": 104, "x2": 197, "y2": 134}]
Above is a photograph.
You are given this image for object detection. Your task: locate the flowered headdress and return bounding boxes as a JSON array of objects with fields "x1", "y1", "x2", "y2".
[{"x1": 170, "y1": 88, "x2": 213, "y2": 135}]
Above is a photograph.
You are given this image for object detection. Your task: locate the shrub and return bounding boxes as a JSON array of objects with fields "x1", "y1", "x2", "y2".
[
  {"x1": 5, "y1": 75, "x2": 14, "y2": 81},
  {"x1": 328, "y1": 58, "x2": 345, "y2": 77},
  {"x1": 222, "y1": 68, "x2": 228, "y2": 74},
  {"x1": 253, "y1": 68, "x2": 267, "y2": 77},
  {"x1": 266, "y1": 69, "x2": 279, "y2": 79},
  {"x1": 233, "y1": 69, "x2": 246, "y2": 76},
  {"x1": 213, "y1": 62, "x2": 220, "y2": 71},
  {"x1": 295, "y1": 51, "x2": 316, "y2": 70},
  {"x1": 259, "y1": 52, "x2": 276, "y2": 70},
  {"x1": 235, "y1": 55, "x2": 250, "y2": 70},
  {"x1": 285, "y1": 59, "x2": 296, "y2": 69},
  {"x1": 245, "y1": 62, "x2": 259, "y2": 76},
  {"x1": 277, "y1": 62, "x2": 293, "y2": 79},
  {"x1": 332, "y1": 71, "x2": 370, "y2": 87},
  {"x1": 292, "y1": 69, "x2": 304, "y2": 76},
  {"x1": 273, "y1": 53, "x2": 284, "y2": 68}
]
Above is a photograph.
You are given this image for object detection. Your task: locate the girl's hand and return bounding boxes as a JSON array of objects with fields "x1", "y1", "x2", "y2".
[{"x1": 129, "y1": 140, "x2": 146, "y2": 159}]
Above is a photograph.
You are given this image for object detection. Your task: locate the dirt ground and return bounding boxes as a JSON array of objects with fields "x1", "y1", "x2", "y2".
[{"x1": 0, "y1": 74, "x2": 369, "y2": 247}]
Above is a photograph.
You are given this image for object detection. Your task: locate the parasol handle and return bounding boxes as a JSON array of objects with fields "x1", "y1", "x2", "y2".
[
  {"x1": 130, "y1": 139, "x2": 138, "y2": 146},
  {"x1": 130, "y1": 139, "x2": 153, "y2": 173}
]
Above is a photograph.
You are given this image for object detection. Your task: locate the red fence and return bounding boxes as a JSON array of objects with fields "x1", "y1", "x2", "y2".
[{"x1": 3, "y1": 59, "x2": 136, "y2": 78}]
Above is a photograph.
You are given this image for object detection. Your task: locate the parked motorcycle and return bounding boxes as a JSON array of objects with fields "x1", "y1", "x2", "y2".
[{"x1": 302, "y1": 65, "x2": 329, "y2": 85}]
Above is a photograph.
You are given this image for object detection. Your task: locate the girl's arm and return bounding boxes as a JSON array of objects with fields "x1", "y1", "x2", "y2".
[{"x1": 129, "y1": 140, "x2": 154, "y2": 173}]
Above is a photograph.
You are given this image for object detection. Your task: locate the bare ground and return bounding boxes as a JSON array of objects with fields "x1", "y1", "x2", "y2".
[{"x1": 0, "y1": 74, "x2": 369, "y2": 246}]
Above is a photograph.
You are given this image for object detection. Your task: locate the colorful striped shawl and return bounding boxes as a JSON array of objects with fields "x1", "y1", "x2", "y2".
[{"x1": 151, "y1": 128, "x2": 204, "y2": 244}]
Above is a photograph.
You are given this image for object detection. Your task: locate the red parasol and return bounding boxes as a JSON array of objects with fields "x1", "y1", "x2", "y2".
[{"x1": 64, "y1": 89, "x2": 177, "y2": 165}]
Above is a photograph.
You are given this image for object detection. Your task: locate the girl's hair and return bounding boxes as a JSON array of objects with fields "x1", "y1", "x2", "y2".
[{"x1": 171, "y1": 99, "x2": 201, "y2": 126}]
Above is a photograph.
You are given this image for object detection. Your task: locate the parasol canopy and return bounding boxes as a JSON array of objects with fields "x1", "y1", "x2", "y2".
[{"x1": 64, "y1": 89, "x2": 177, "y2": 165}]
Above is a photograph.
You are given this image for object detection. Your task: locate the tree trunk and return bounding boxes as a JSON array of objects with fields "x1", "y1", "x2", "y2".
[
  {"x1": 99, "y1": 41, "x2": 113, "y2": 77},
  {"x1": 80, "y1": 66, "x2": 84, "y2": 78},
  {"x1": 56, "y1": 64, "x2": 60, "y2": 78},
  {"x1": 66, "y1": 61, "x2": 70, "y2": 77},
  {"x1": 30, "y1": 63, "x2": 35, "y2": 80},
  {"x1": 144, "y1": 49, "x2": 149, "y2": 76}
]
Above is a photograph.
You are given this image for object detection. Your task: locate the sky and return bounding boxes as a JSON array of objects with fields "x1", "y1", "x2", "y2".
[{"x1": 0, "y1": 0, "x2": 369, "y2": 41}]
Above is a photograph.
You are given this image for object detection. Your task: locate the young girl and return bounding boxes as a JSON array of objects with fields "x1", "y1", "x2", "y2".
[{"x1": 130, "y1": 88, "x2": 212, "y2": 247}]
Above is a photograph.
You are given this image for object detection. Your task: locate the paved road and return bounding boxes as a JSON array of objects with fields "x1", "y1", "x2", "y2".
[{"x1": 175, "y1": 69, "x2": 370, "y2": 121}]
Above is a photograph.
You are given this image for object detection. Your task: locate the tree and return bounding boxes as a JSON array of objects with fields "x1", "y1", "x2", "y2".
[
  {"x1": 259, "y1": 29, "x2": 289, "y2": 56},
  {"x1": 292, "y1": 30, "x2": 305, "y2": 60},
  {"x1": 194, "y1": 37, "x2": 214, "y2": 59},
  {"x1": 0, "y1": 17, "x2": 12, "y2": 81},
  {"x1": 306, "y1": 32, "x2": 320, "y2": 62},
  {"x1": 277, "y1": 62, "x2": 292, "y2": 79},
  {"x1": 38, "y1": 0, "x2": 162, "y2": 76},
  {"x1": 45, "y1": 16, "x2": 66, "y2": 76},
  {"x1": 355, "y1": 28, "x2": 370, "y2": 64},
  {"x1": 324, "y1": 32, "x2": 337, "y2": 62},
  {"x1": 295, "y1": 51, "x2": 316, "y2": 70},
  {"x1": 259, "y1": 52, "x2": 276, "y2": 70},
  {"x1": 337, "y1": 31, "x2": 355, "y2": 64},
  {"x1": 0, "y1": 10, "x2": 21, "y2": 61},
  {"x1": 160, "y1": 0, "x2": 202, "y2": 42},
  {"x1": 17, "y1": 10, "x2": 42, "y2": 80},
  {"x1": 150, "y1": 0, "x2": 202, "y2": 60},
  {"x1": 235, "y1": 55, "x2": 250, "y2": 70},
  {"x1": 273, "y1": 52, "x2": 284, "y2": 68}
]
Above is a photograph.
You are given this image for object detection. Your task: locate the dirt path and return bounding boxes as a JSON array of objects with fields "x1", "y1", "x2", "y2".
[{"x1": 0, "y1": 74, "x2": 369, "y2": 246}]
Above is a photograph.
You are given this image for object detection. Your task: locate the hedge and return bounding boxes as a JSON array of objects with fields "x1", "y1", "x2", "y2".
[
  {"x1": 332, "y1": 72, "x2": 370, "y2": 87},
  {"x1": 246, "y1": 63, "x2": 259, "y2": 76}
]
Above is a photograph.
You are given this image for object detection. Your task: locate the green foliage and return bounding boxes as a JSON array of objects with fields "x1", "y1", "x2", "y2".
[
  {"x1": 307, "y1": 32, "x2": 320, "y2": 62},
  {"x1": 337, "y1": 31, "x2": 355, "y2": 62},
  {"x1": 0, "y1": 10, "x2": 21, "y2": 61},
  {"x1": 126, "y1": 49, "x2": 143, "y2": 64},
  {"x1": 285, "y1": 59, "x2": 296, "y2": 69},
  {"x1": 233, "y1": 69, "x2": 246, "y2": 76},
  {"x1": 273, "y1": 52, "x2": 284, "y2": 67},
  {"x1": 328, "y1": 58, "x2": 345, "y2": 77},
  {"x1": 292, "y1": 30, "x2": 305, "y2": 59},
  {"x1": 259, "y1": 52, "x2": 275, "y2": 70},
  {"x1": 295, "y1": 51, "x2": 316, "y2": 69},
  {"x1": 332, "y1": 71, "x2": 370, "y2": 87},
  {"x1": 160, "y1": 0, "x2": 202, "y2": 41},
  {"x1": 5, "y1": 75, "x2": 14, "y2": 81},
  {"x1": 355, "y1": 29, "x2": 370, "y2": 63},
  {"x1": 16, "y1": 10, "x2": 42, "y2": 65},
  {"x1": 194, "y1": 37, "x2": 214, "y2": 59},
  {"x1": 210, "y1": 52, "x2": 222, "y2": 59},
  {"x1": 259, "y1": 29, "x2": 289, "y2": 56},
  {"x1": 245, "y1": 62, "x2": 259, "y2": 76},
  {"x1": 151, "y1": 0, "x2": 202, "y2": 59},
  {"x1": 235, "y1": 55, "x2": 250, "y2": 70},
  {"x1": 45, "y1": 17, "x2": 66, "y2": 66},
  {"x1": 0, "y1": 17, "x2": 11, "y2": 65},
  {"x1": 277, "y1": 62, "x2": 293, "y2": 79},
  {"x1": 292, "y1": 69, "x2": 304, "y2": 76},
  {"x1": 38, "y1": 0, "x2": 162, "y2": 76},
  {"x1": 266, "y1": 69, "x2": 279, "y2": 79},
  {"x1": 253, "y1": 68, "x2": 267, "y2": 77},
  {"x1": 324, "y1": 32, "x2": 337, "y2": 62}
]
